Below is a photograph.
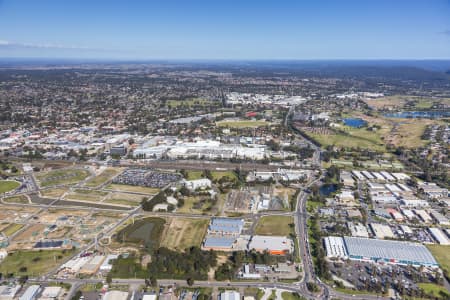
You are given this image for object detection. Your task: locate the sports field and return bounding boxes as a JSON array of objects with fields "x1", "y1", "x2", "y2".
[
  {"x1": 160, "y1": 218, "x2": 208, "y2": 250},
  {"x1": 0, "y1": 180, "x2": 20, "y2": 194},
  {"x1": 255, "y1": 216, "x2": 294, "y2": 236},
  {"x1": 1, "y1": 223, "x2": 24, "y2": 236}
]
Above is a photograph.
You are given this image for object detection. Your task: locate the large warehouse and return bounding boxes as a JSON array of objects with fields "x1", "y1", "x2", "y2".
[{"x1": 324, "y1": 236, "x2": 438, "y2": 267}]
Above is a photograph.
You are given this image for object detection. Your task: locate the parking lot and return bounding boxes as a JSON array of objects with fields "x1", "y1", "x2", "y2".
[{"x1": 112, "y1": 169, "x2": 182, "y2": 188}]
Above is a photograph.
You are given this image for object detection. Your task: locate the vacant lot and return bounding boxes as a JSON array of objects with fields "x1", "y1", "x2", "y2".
[
  {"x1": 255, "y1": 216, "x2": 294, "y2": 236},
  {"x1": 364, "y1": 95, "x2": 450, "y2": 110},
  {"x1": 417, "y1": 283, "x2": 449, "y2": 299},
  {"x1": 0, "y1": 250, "x2": 73, "y2": 276},
  {"x1": 161, "y1": 218, "x2": 208, "y2": 251},
  {"x1": 427, "y1": 244, "x2": 450, "y2": 276},
  {"x1": 85, "y1": 168, "x2": 122, "y2": 188},
  {"x1": 177, "y1": 196, "x2": 214, "y2": 214},
  {"x1": 116, "y1": 217, "x2": 166, "y2": 250},
  {"x1": 0, "y1": 180, "x2": 20, "y2": 194},
  {"x1": 103, "y1": 192, "x2": 143, "y2": 207},
  {"x1": 41, "y1": 187, "x2": 69, "y2": 198},
  {"x1": 167, "y1": 98, "x2": 212, "y2": 108},
  {"x1": 212, "y1": 171, "x2": 237, "y2": 181},
  {"x1": 186, "y1": 170, "x2": 203, "y2": 180},
  {"x1": 216, "y1": 120, "x2": 270, "y2": 128},
  {"x1": 64, "y1": 189, "x2": 108, "y2": 202},
  {"x1": 36, "y1": 168, "x2": 90, "y2": 187},
  {"x1": 1, "y1": 223, "x2": 24, "y2": 237},
  {"x1": 14, "y1": 224, "x2": 46, "y2": 241},
  {"x1": 105, "y1": 183, "x2": 159, "y2": 195},
  {"x1": 307, "y1": 128, "x2": 385, "y2": 151},
  {"x1": 3, "y1": 195, "x2": 29, "y2": 204}
]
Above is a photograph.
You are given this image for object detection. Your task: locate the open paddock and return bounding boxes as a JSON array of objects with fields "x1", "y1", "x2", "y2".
[{"x1": 160, "y1": 218, "x2": 209, "y2": 250}]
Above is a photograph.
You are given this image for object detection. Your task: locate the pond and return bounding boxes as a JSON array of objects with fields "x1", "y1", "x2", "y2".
[
  {"x1": 343, "y1": 118, "x2": 367, "y2": 128},
  {"x1": 384, "y1": 111, "x2": 450, "y2": 119},
  {"x1": 319, "y1": 184, "x2": 338, "y2": 197}
]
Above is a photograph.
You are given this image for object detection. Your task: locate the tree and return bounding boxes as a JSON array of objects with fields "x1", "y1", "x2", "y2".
[
  {"x1": 187, "y1": 278, "x2": 194, "y2": 286},
  {"x1": 149, "y1": 276, "x2": 157, "y2": 287},
  {"x1": 106, "y1": 272, "x2": 112, "y2": 284}
]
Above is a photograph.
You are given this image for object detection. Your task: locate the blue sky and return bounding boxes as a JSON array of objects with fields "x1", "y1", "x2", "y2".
[{"x1": 0, "y1": 0, "x2": 449, "y2": 60}]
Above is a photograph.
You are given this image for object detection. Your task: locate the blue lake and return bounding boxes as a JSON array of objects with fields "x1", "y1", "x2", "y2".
[
  {"x1": 384, "y1": 111, "x2": 450, "y2": 119},
  {"x1": 343, "y1": 118, "x2": 367, "y2": 128}
]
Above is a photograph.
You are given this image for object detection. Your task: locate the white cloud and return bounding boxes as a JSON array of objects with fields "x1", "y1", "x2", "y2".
[{"x1": 0, "y1": 39, "x2": 94, "y2": 50}]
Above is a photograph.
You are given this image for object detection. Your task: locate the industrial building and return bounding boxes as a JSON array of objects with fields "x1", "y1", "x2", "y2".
[
  {"x1": 428, "y1": 228, "x2": 450, "y2": 245},
  {"x1": 370, "y1": 223, "x2": 395, "y2": 239},
  {"x1": 219, "y1": 291, "x2": 241, "y2": 300},
  {"x1": 324, "y1": 236, "x2": 438, "y2": 267},
  {"x1": 19, "y1": 285, "x2": 41, "y2": 300}
]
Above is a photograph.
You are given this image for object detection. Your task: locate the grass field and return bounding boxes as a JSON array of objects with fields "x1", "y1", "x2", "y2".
[
  {"x1": 417, "y1": 283, "x2": 449, "y2": 298},
  {"x1": 216, "y1": 120, "x2": 270, "y2": 128},
  {"x1": 64, "y1": 189, "x2": 108, "y2": 202},
  {"x1": 186, "y1": 170, "x2": 203, "y2": 180},
  {"x1": 307, "y1": 128, "x2": 385, "y2": 151},
  {"x1": 160, "y1": 218, "x2": 208, "y2": 251},
  {"x1": 41, "y1": 187, "x2": 69, "y2": 198},
  {"x1": 211, "y1": 171, "x2": 237, "y2": 181},
  {"x1": 3, "y1": 195, "x2": 29, "y2": 204},
  {"x1": 281, "y1": 292, "x2": 304, "y2": 300},
  {"x1": 0, "y1": 180, "x2": 20, "y2": 194},
  {"x1": 255, "y1": 216, "x2": 294, "y2": 236},
  {"x1": 0, "y1": 250, "x2": 73, "y2": 276},
  {"x1": 185, "y1": 170, "x2": 236, "y2": 181},
  {"x1": 427, "y1": 245, "x2": 450, "y2": 276},
  {"x1": 36, "y1": 168, "x2": 90, "y2": 187},
  {"x1": 85, "y1": 168, "x2": 122, "y2": 188},
  {"x1": 364, "y1": 95, "x2": 450, "y2": 110},
  {"x1": 103, "y1": 192, "x2": 143, "y2": 206},
  {"x1": 116, "y1": 217, "x2": 165, "y2": 250},
  {"x1": 1, "y1": 223, "x2": 24, "y2": 236},
  {"x1": 105, "y1": 183, "x2": 159, "y2": 195},
  {"x1": 177, "y1": 196, "x2": 213, "y2": 214}
]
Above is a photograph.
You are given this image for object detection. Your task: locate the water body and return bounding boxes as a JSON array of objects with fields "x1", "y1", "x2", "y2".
[
  {"x1": 319, "y1": 184, "x2": 338, "y2": 197},
  {"x1": 384, "y1": 111, "x2": 450, "y2": 119},
  {"x1": 343, "y1": 118, "x2": 367, "y2": 128}
]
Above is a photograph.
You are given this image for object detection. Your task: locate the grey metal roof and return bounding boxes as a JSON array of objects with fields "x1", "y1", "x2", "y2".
[
  {"x1": 203, "y1": 237, "x2": 236, "y2": 248},
  {"x1": 343, "y1": 237, "x2": 437, "y2": 266}
]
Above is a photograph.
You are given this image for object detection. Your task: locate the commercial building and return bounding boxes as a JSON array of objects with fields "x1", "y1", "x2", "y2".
[
  {"x1": 99, "y1": 254, "x2": 119, "y2": 272},
  {"x1": 39, "y1": 287, "x2": 62, "y2": 300},
  {"x1": 248, "y1": 235, "x2": 293, "y2": 255},
  {"x1": 208, "y1": 218, "x2": 244, "y2": 236},
  {"x1": 183, "y1": 178, "x2": 212, "y2": 191},
  {"x1": 103, "y1": 291, "x2": 129, "y2": 300}
]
